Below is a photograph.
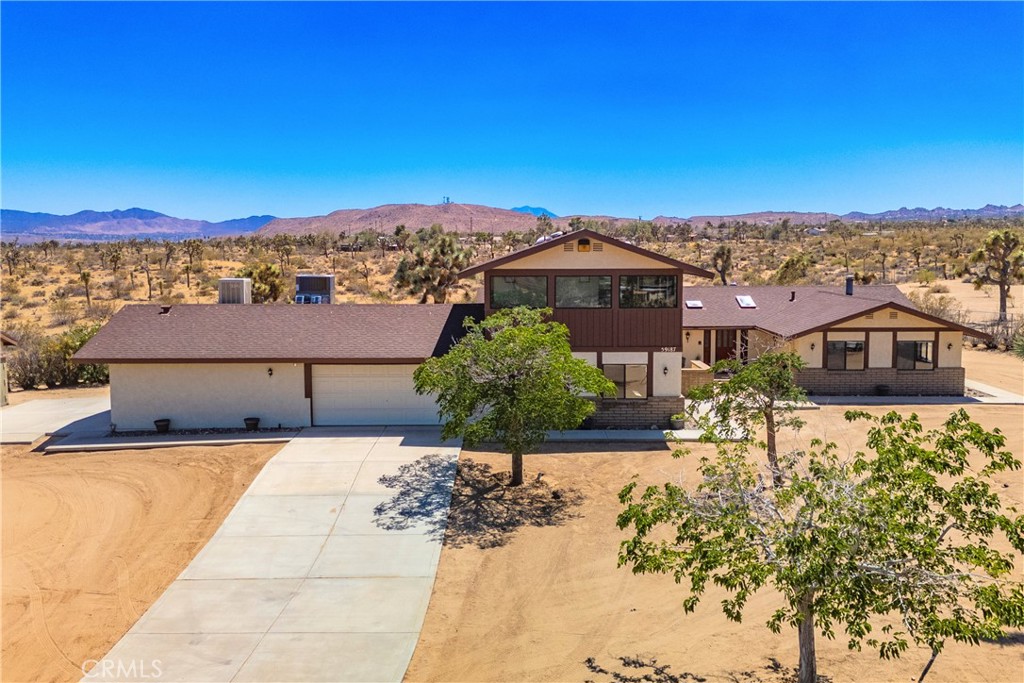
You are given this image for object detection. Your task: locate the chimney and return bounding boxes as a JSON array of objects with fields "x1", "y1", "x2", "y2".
[
  {"x1": 845, "y1": 274, "x2": 854, "y2": 296},
  {"x1": 789, "y1": 291, "x2": 796, "y2": 302},
  {"x1": 159, "y1": 305, "x2": 172, "y2": 315}
]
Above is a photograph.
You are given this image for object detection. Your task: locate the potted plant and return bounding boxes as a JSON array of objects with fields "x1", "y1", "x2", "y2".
[
  {"x1": 154, "y1": 418, "x2": 171, "y2": 433},
  {"x1": 244, "y1": 416, "x2": 261, "y2": 432},
  {"x1": 670, "y1": 413, "x2": 686, "y2": 430}
]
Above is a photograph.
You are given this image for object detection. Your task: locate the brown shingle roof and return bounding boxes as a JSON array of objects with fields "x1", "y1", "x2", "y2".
[
  {"x1": 680, "y1": 285, "x2": 989, "y2": 339},
  {"x1": 73, "y1": 303, "x2": 484, "y2": 364}
]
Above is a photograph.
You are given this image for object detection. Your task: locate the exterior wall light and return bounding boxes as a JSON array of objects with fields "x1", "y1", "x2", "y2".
[
  {"x1": 684, "y1": 331, "x2": 691, "y2": 342},
  {"x1": 663, "y1": 366, "x2": 669, "y2": 376},
  {"x1": 947, "y1": 342, "x2": 954, "y2": 350},
  {"x1": 810, "y1": 342, "x2": 816, "y2": 351},
  {"x1": 267, "y1": 367, "x2": 274, "y2": 377}
]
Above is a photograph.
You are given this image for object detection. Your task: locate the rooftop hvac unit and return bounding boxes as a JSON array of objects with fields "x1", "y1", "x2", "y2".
[
  {"x1": 218, "y1": 278, "x2": 252, "y2": 304},
  {"x1": 295, "y1": 274, "x2": 335, "y2": 304}
]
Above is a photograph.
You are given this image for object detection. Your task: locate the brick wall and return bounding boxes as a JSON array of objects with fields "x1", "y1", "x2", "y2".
[
  {"x1": 795, "y1": 367, "x2": 965, "y2": 396},
  {"x1": 681, "y1": 367, "x2": 714, "y2": 396},
  {"x1": 589, "y1": 396, "x2": 686, "y2": 429}
]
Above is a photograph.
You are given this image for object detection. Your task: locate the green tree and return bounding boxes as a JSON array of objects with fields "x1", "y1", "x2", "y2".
[
  {"x1": 969, "y1": 229, "x2": 1023, "y2": 322},
  {"x1": 774, "y1": 252, "x2": 813, "y2": 285},
  {"x1": 394, "y1": 228, "x2": 473, "y2": 303},
  {"x1": 687, "y1": 351, "x2": 807, "y2": 486},
  {"x1": 618, "y1": 409, "x2": 1024, "y2": 683},
  {"x1": 414, "y1": 307, "x2": 615, "y2": 486},
  {"x1": 237, "y1": 263, "x2": 284, "y2": 303},
  {"x1": 711, "y1": 244, "x2": 732, "y2": 285}
]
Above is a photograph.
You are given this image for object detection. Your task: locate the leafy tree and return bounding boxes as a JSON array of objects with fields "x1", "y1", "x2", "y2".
[
  {"x1": 969, "y1": 229, "x2": 1023, "y2": 322},
  {"x1": 774, "y1": 252, "x2": 813, "y2": 285},
  {"x1": 237, "y1": 263, "x2": 284, "y2": 303},
  {"x1": 414, "y1": 307, "x2": 615, "y2": 486},
  {"x1": 394, "y1": 227, "x2": 473, "y2": 303},
  {"x1": 618, "y1": 409, "x2": 1024, "y2": 683},
  {"x1": 711, "y1": 244, "x2": 732, "y2": 285},
  {"x1": 687, "y1": 351, "x2": 807, "y2": 486}
]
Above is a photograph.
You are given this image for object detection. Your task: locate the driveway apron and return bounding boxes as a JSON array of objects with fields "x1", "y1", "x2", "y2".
[{"x1": 83, "y1": 426, "x2": 461, "y2": 683}]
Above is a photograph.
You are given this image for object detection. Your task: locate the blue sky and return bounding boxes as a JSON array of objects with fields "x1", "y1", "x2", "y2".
[{"x1": 2, "y1": 2, "x2": 1021, "y2": 221}]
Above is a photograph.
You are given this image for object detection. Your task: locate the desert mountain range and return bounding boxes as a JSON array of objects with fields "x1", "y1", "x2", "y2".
[{"x1": 2, "y1": 203, "x2": 1022, "y2": 242}]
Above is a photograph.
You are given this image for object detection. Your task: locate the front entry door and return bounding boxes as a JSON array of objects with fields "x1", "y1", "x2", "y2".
[{"x1": 715, "y1": 329, "x2": 737, "y2": 363}]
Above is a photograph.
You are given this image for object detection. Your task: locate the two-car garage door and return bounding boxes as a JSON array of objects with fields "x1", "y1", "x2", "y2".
[{"x1": 310, "y1": 364, "x2": 440, "y2": 425}]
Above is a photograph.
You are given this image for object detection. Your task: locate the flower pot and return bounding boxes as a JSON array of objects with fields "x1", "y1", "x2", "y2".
[
  {"x1": 670, "y1": 418, "x2": 686, "y2": 430},
  {"x1": 244, "y1": 417, "x2": 261, "y2": 432},
  {"x1": 154, "y1": 418, "x2": 171, "y2": 433}
]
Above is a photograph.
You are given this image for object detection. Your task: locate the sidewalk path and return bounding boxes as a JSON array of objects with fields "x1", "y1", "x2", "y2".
[{"x1": 84, "y1": 426, "x2": 461, "y2": 683}]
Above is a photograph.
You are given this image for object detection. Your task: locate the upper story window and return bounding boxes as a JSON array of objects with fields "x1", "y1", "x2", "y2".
[
  {"x1": 619, "y1": 275, "x2": 678, "y2": 309},
  {"x1": 490, "y1": 275, "x2": 547, "y2": 309},
  {"x1": 555, "y1": 276, "x2": 611, "y2": 309}
]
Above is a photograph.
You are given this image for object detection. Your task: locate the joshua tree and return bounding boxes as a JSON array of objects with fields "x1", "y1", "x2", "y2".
[
  {"x1": 711, "y1": 244, "x2": 732, "y2": 285},
  {"x1": 969, "y1": 229, "x2": 1023, "y2": 322}
]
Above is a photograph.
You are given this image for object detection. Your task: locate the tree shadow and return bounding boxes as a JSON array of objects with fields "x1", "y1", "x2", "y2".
[
  {"x1": 373, "y1": 454, "x2": 584, "y2": 549},
  {"x1": 583, "y1": 656, "x2": 832, "y2": 683}
]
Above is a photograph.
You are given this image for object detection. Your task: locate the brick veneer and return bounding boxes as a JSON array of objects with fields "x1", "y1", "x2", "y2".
[
  {"x1": 795, "y1": 367, "x2": 965, "y2": 396},
  {"x1": 589, "y1": 396, "x2": 687, "y2": 429}
]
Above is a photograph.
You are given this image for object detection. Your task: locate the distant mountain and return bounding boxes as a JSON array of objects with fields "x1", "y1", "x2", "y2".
[
  {"x1": 511, "y1": 206, "x2": 558, "y2": 218},
  {"x1": 841, "y1": 204, "x2": 1024, "y2": 222},
  {"x1": 0, "y1": 209, "x2": 275, "y2": 242},
  {"x1": 259, "y1": 203, "x2": 544, "y2": 237}
]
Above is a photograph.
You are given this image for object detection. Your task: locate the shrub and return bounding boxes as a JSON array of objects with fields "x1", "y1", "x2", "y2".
[
  {"x1": 928, "y1": 283, "x2": 950, "y2": 294},
  {"x1": 49, "y1": 297, "x2": 81, "y2": 326},
  {"x1": 915, "y1": 268, "x2": 936, "y2": 285}
]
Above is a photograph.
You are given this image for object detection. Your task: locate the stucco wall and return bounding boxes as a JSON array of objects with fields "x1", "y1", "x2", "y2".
[
  {"x1": 938, "y1": 332, "x2": 962, "y2": 368},
  {"x1": 110, "y1": 363, "x2": 311, "y2": 430},
  {"x1": 868, "y1": 331, "x2": 892, "y2": 368},
  {"x1": 787, "y1": 333, "x2": 823, "y2": 368},
  {"x1": 652, "y1": 352, "x2": 682, "y2": 396},
  {"x1": 832, "y1": 308, "x2": 942, "y2": 329},
  {"x1": 492, "y1": 240, "x2": 668, "y2": 270}
]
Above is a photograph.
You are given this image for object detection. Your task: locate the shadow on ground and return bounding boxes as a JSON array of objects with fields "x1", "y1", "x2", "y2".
[
  {"x1": 373, "y1": 454, "x2": 584, "y2": 549},
  {"x1": 583, "y1": 655, "x2": 832, "y2": 683}
]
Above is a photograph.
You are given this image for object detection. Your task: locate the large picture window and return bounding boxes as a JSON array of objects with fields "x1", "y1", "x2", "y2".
[
  {"x1": 603, "y1": 364, "x2": 647, "y2": 399},
  {"x1": 490, "y1": 276, "x2": 547, "y2": 309},
  {"x1": 555, "y1": 276, "x2": 611, "y2": 308},
  {"x1": 619, "y1": 275, "x2": 677, "y2": 308},
  {"x1": 896, "y1": 341, "x2": 934, "y2": 370},
  {"x1": 826, "y1": 341, "x2": 865, "y2": 370}
]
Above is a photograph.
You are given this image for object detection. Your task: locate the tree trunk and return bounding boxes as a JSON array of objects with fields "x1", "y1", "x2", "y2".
[
  {"x1": 999, "y1": 282, "x2": 1008, "y2": 323},
  {"x1": 510, "y1": 451, "x2": 524, "y2": 486},
  {"x1": 765, "y1": 409, "x2": 782, "y2": 487},
  {"x1": 917, "y1": 648, "x2": 940, "y2": 683},
  {"x1": 797, "y1": 597, "x2": 817, "y2": 683}
]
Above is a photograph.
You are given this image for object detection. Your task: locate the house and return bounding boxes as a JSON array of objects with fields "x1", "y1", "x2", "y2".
[
  {"x1": 73, "y1": 231, "x2": 985, "y2": 431},
  {"x1": 680, "y1": 278, "x2": 989, "y2": 396}
]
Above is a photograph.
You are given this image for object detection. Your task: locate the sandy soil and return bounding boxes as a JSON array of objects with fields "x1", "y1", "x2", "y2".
[
  {"x1": 4, "y1": 384, "x2": 110, "y2": 407},
  {"x1": 963, "y1": 347, "x2": 1024, "y2": 395},
  {"x1": 898, "y1": 280, "x2": 1024, "y2": 323},
  {"x1": 1, "y1": 442, "x2": 279, "y2": 683},
  {"x1": 410, "y1": 408, "x2": 1024, "y2": 679}
]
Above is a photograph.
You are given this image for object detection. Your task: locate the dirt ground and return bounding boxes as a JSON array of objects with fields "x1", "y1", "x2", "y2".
[
  {"x1": 4, "y1": 384, "x2": 110, "y2": 407},
  {"x1": 1, "y1": 442, "x2": 279, "y2": 683},
  {"x1": 408, "y1": 356, "x2": 1024, "y2": 682},
  {"x1": 898, "y1": 280, "x2": 1024, "y2": 323}
]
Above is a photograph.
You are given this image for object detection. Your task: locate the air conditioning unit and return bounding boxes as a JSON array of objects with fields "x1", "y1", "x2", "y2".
[
  {"x1": 295, "y1": 274, "x2": 335, "y2": 304},
  {"x1": 218, "y1": 278, "x2": 252, "y2": 304}
]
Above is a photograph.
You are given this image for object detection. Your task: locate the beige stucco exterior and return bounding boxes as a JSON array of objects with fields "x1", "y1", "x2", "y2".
[
  {"x1": 681, "y1": 330, "x2": 703, "y2": 366},
  {"x1": 938, "y1": 331, "x2": 963, "y2": 368},
  {"x1": 110, "y1": 362, "x2": 311, "y2": 430},
  {"x1": 652, "y1": 352, "x2": 683, "y2": 396},
  {"x1": 832, "y1": 307, "x2": 943, "y2": 329},
  {"x1": 869, "y1": 331, "x2": 892, "y2": 368},
  {"x1": 786, "y1": 333, "x2": 822, "y2": 368},
  {"x1": 491, "y1": 239, "x2": 670, "y2": 270}
]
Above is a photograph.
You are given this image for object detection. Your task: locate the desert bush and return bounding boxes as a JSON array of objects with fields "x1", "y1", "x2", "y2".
[
  {"x1": 29, "y1": 276, "x2": 45, "y2": 287},
  {"x1": 86, "y1": 301, "x2": 117, "y2": 321},
  {"x1": 905, "y1": 290, "x2": 971, "y2": 326},
  {"x1": 928, "y1": 283, "x2": 950, "y2": 294},
  {"x1": 49, "y1": 297, "x2": 81, "y2": 327},
  {"x1": 915, "y1": 269, "x2": 936, "y2": 285}
]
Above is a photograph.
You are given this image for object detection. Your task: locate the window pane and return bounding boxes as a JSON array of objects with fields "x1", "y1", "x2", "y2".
[
  {"x1": 555, "y1": 276, "x2": 611, "y2": 308},
  {"x1": 896, "y1": 341, "x2": 916, "y2": 370},
  {"x1": 826, "y1": 341, "x2": 846, "y2": 370},
  {"x1": 845, "y1": 341, "x2": 865, "y2": 371},
  {"x1": 603, "y1": 364, "x2": 625, "y2": 399},
  {"x1": 624, "y1": 364, "x2": 648, "y2": 398},
  {"x1": 619, "y1": 275, "x2": 678, "y2": 308},
  {"x1": 915, "y1": 341, "x2": 933, "y2": 370},
  {"x1": 490, "y1": 276, "x2": 547, "y2": 309}
]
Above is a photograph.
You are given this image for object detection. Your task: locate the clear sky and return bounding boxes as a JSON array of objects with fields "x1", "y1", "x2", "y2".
[{"x1": 2, "y1": 1, "x2": 1021, "y2": 221}]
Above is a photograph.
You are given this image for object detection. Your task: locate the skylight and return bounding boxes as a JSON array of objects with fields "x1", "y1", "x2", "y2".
[
  {"x1": 736, "y1": 295, "x2": 756, "y2": 308},
  {"x1": 685, "y1": 300, "x2": 703, "y2": 309}
]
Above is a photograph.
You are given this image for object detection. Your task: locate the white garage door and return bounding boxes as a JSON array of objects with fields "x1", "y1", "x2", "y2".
[{"x1": 311, "y1": 364, "x2": 440, "y2": 425}]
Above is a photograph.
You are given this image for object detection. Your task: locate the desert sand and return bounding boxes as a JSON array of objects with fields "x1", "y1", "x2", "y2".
[
  {"x1": 1, "y1": 442, "x2": 279, "y2": 683},
  {"x1": 408, "y1": 353, "x2": 1024, "y2": 683}
]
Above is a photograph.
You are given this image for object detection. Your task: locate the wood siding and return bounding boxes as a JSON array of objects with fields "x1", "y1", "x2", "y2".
[
  {"x1": 616, "y1": 308, "x2": 681, "y2": 348},
  {"x1": 551, "y1": 309, "x2": 615, "y2": 347}
]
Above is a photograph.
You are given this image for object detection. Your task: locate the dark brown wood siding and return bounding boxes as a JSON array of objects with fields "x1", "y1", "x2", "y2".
[
  {"x1": 551, "y1": 309, "x2": 615, "y2": 347},
  {"x1": 616, "y1": 308, "x2": 681, "y2": 348}
]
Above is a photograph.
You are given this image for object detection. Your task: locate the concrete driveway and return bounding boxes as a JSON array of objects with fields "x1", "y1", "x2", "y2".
[
  {"x1": 0, "y1": 396, "x2": 111, "y2": 444},
  {"x1": 85, "y1": 426, "x2": 461, "y2": 683}
]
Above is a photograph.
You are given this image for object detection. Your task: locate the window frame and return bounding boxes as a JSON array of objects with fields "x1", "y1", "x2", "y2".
[
  {"x1": 896, "y1": 340, "x2": 934, "y2": 371},
  {"x1": 554, "y1": 275, "x2": 612, "y2": 309},
  {"x1": 602, "y1": 363, "x2": 648, "y2": 399},
  {"x1": 826, "y1": 340, "x2": 866, "y2": 371},
  {"x1": 489, "y1": 275, "x2": 548, "y2": 309},
  {"x1": 618, "y1": 274, "x2": 679, "y2": 309}
]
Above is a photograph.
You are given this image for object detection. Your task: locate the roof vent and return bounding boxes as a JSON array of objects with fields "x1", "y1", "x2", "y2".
[
  {"x1": 593, "y1": 242, "x2": 604, "y2": 252},
  {"x1": 159, "y1": 305, "x2": 172, "y2": 315},
  {"x1": 577, "y1": 238, "x2": 591, "y2": 252},
  {"x1": 789, "y1": 291, "x2": 796, "y2": 302}
]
